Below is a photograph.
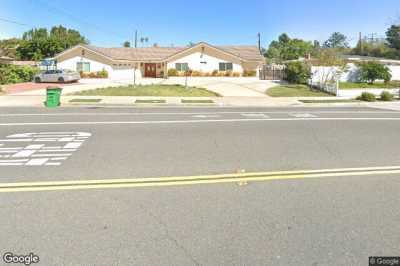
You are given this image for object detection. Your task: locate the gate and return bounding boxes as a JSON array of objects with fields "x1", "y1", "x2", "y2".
[{"x1": 259, "y1": 65, "x2": 286, "y2": 80}]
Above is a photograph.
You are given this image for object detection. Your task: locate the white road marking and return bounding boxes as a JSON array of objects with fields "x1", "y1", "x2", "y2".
[
  {"x1": 31, "y1": 153, "x2": 73, "y2": 157},
  {"x1": 192, "y1": 115, "x2": 221, "y2": 118},
  {"x1": 290, "y1": 113, "x2": 318, "y2": 118},
  {"x1": 0, "y1": 132, "x2": 91, "y2": 167},
  {"x1": 241, "y1": 113, "x2": 270, "y2": 118},
  {"x1": 12, "y1": 150, "x2": 36, "y2": 157},
  {"x1": 0, "y1": 159, "x2": 29, "y2": 163},
  {"x1": 0, "y1": 111, "x2": 399, "y2": 117},
  {"x1": 37, "y1": 149, "x2": 76, "y2": 152},
  {"x1": 0, "y1": 117, "x2": 400, "y2": 127},
  {"x1": 50, "y1": 157, "x2": 68, "y2": 161},
  {"x1": 64, "y1": 143, "x2": 82, "y2": 149},
  {"x1": 44, "y1": 162, "x2": 61, "y2": 166},
  {"x1": 26, "y1": 158, "x2": 49, "y2": 166},
  {"x1": 25, "y1": 144, "x2": 44, "y2": 149}
]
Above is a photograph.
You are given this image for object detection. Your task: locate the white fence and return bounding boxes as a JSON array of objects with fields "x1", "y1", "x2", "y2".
[{"x1": 308, "y1": 80, "x2": 338, "y2": 95}]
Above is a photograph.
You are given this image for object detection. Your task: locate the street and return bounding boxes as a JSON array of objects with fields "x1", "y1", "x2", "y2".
[{"x1": 1, "y1": 106, "x2": 400, "y2": 265}]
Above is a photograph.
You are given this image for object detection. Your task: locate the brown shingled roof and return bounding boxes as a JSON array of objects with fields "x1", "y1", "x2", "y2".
[
  {"x1": 85, "y1": 45, "x2": 185, "y2": 61},
  {"x1": 81, "y1": 43, "x2": 263, "y2": 62},
  {"x1": 217, "y1": 45, "x2": 264, "y2": 61}
]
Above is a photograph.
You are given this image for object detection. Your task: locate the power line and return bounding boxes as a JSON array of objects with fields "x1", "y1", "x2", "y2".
[
  {"x1": 0, "y1": 17, "x2": 30, "y2": 27},
  {"x1": 32, "y1": 0, "x2": 128, "y2": 40}
]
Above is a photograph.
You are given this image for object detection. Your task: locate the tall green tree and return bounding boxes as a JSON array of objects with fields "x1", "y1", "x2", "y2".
[
  {"x1": 386, "y1": 25, "x2": 400, "y2": 50},
  {"x1": 264, "y1": 33, "x2": 313, "y2": 62},
  {"x1": 323, "y1": 32, "x2": 349, "y2": 48},
  {"x1": 16, "y1": 25, "x2": 88, "y2": 60}
]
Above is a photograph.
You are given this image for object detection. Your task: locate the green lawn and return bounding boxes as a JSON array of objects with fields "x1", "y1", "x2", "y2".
[
  {"x1": 339, "y1": 81, "x2": 400, "y2": 89},
  {"x1": 266, "y1": 84, "x2": 332, "y2": 97},
  {"x1": 300, "y1": 99, "x2": 359, "y2": 103},
  {"x1": 135, "y1": 99, "x2": 166, "y2": 104},
  {"x1": 181, "y1": 99, "x2": 214, "y2": 104},
  {"x1": 72, "y1": 84, "x2": 219, "y2": 97},
  {"x1": 69, "y1": 98, "x2": 102, "y2": 103}
]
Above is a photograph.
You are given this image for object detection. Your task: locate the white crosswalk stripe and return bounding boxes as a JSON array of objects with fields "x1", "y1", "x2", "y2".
[{"x1": 0, "y1": 132, "x2": 91, "y2": 166}]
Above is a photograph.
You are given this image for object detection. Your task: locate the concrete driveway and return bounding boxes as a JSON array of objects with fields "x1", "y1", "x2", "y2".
[{"x1": 161, "y1": 77, "x2": 278, "y2": 97}]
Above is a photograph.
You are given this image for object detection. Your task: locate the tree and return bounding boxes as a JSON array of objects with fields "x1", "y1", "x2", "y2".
[
  {"x1": 16, "y1": 25, "x2": 88, "y2": 60},
  {"x1": 265, "y1": 33, "x2": 313, "y2": 62},
  {"x1": 386, "y1": 25, "x2": 400, "y2": 50},
  {"x1": 284, "y1": 61, "x2": 311, "y2": 84},
  {"x1": 123, "y1": 41, "x2": 131, "y2": 47},
  {"x1": 358, "y1": 61, "x2": 392, "y2": 84},
  {"x1": 323, "y1": 32, "x2": 349, "y2": 48},
  {"x1": 0, "y1": 38, "x2": 23, "y2": 58}
]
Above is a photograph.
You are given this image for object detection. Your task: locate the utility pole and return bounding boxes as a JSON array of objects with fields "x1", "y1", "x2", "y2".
[
  {"x1": 359, "y1": 32, "x2": 363, "y2": 54},
  {"x1": 133, "y1": 30, "x2": 138, "y2": 88},
  {"x1": 134, "y1": 30, "x2": 138, "y2": 48},
  {"x1": 257, "y1": 32, "x2": 261, "y2": 53}
]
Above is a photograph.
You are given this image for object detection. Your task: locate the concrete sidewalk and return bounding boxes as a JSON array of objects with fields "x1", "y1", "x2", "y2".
[
  {"x1": 0, "y1": 94, "x2": 377, "y2": 108},
  {"x1": 0, "y1": 95, "x2": 301, "y2": 107}
]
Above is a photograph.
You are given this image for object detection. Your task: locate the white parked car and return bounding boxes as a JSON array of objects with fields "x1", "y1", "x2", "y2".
[{"x1": 34, "y1": 69, "x2": 80, "y2": 83}]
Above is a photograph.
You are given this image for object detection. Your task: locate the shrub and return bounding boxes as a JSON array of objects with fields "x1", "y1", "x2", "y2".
[
  {"x1": 224, "y1": 70, "x2": 233, "y2": 77},
  {"x1": 380, "y1": 91, "x2": 394, "y2": 101},
  {"x1": 243, "y1": 70, "x2": 257, "y2": 77},
  {"x1": 97, "y1": 69, "x2": 108, "y2": 78},
  {"x1": 0, "y1": 64, "x2": 39, "y2": 85},
  {"x1": 284, "y1": 61, "x2": 311, "y2": 84},
  {"x1": 232, "y1": 72, "x2": 241, "y2": 77},
  {"x1": 357, "y1": 92, "x2": 376, "y2": 102},
  {"x1": 191, "y1": 71, "x2": 202, "y2": 77},
  {"x1": 167, "y1": 68, "x2": 178, "y2": 76},
  {"x1": 211, "y1": 70, "x2": 218, "y2": 76},
  {"x1": 358, "y1": 61, "x2": 392, "y2": 84}
]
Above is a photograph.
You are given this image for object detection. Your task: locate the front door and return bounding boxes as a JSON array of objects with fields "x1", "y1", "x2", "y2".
[{"x1": 144, "y1": 63, "x2": 157, "y2": 78}]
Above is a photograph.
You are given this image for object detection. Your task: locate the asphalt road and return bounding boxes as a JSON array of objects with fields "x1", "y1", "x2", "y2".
[{"x1": 0, "y1": 106, "x2": 400, "y2": 265}]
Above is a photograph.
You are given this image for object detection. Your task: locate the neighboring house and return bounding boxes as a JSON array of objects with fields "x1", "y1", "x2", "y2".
[{"x1": 54, "y1": 42, "x2": 264, "y2": 80}]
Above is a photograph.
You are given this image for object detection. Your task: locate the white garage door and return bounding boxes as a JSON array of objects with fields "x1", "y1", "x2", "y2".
[{"x1": 110, "y1": 67, "x2": 135, "y2": 80}]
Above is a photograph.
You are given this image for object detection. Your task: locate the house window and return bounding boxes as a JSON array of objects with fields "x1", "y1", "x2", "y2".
[
  {"x1": 76, "y1": 62, "x2": 90, "y2": 72},
  {"x1": 219, "y1": 62, "x2": 233, "y2": 71},
  {"x1": 176, "y1": 63, "x2": 188, "y2": 71}
]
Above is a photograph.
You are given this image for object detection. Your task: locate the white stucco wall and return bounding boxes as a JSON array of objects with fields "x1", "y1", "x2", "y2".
[
  {"x1": 56, "y1": 56, "x2": 143, "y2": 80},
  {"x1": 167, "y1": 52, "x2": 243, "y2": 73},
  {"x1": 312, "y1": 63, "x2": 400, "y2": 83},
  {"x1": 57, "y1": 56, "x2": 113, "y2": 73}
]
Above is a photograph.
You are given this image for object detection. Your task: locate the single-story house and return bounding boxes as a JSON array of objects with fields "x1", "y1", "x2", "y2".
[{"x1": 54, "y1": 42, "x2": 265, "y2": 79}]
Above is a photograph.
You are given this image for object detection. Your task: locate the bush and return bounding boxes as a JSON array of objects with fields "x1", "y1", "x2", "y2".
[
  {"x1": 97, "y1": 69, "x2": 108, "y2": 78},
  {"x1": 243, "y1": 70, "x2": 257, "y2": 77},
  {"x1": 0, "y1": 64, "x2": 39, "y2": 85},
  {"x1": 284, "y1": 61, "x2": 311, "y2": 84},
  {"x1": 167, "y1": 68, "x2": 178, "y2": 76},
  {"x1": 232, "y1": 72, "x2": 241, "y2": 77},
  {"x1": 191, "y1": 71, "x2": 202, "y2": 77},
  {"x1": 358, "y1": 61, "x2": 392, "y2": 84},
  {"x1": 357, "y1": 92, "x2": 376, "y2": 102},
  {"x1": 80, "y1": 70, "x2": 109, "y2": 79},
  {"x1": 224, "y1": 70, "x2": 233, "y2": 77},
  {"x1": 380, "y1": 91, "x2": 394, "y2": 101},
  {"x1": 211, "y1": 70, "x2": 218, "y2": 76}
]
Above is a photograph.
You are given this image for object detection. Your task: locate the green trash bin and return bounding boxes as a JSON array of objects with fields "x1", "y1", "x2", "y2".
[{"x1": 45, "y1": 87, "x2": 62, "y2": 107}]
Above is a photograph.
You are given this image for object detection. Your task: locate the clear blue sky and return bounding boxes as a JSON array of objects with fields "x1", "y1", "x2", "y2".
[{"x1": 1, "y1": 0, "x2": 399, "y2": 48}]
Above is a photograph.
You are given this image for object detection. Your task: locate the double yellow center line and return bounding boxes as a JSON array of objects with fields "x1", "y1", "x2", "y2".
[{"x1": 1, "y1": 165, "x2": 400, "y2": 193}]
